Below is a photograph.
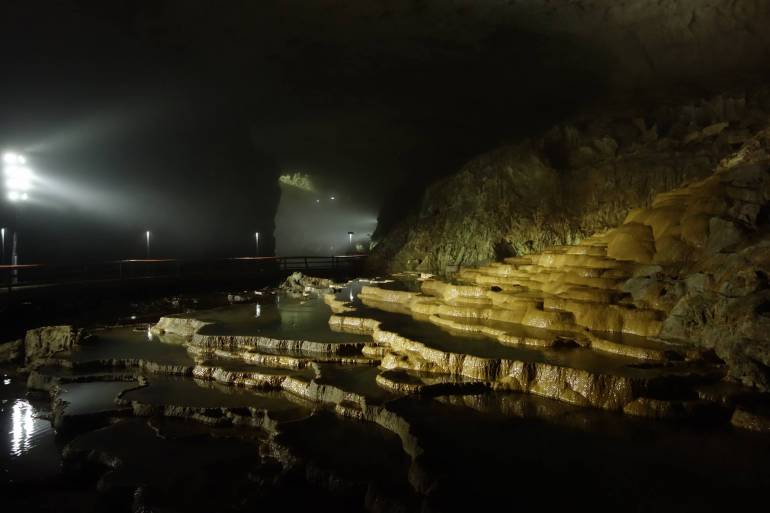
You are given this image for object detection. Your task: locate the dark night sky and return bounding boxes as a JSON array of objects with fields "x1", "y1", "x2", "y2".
[{"x1": 1, "y1": 0, "x2": 764, "y2": 263}]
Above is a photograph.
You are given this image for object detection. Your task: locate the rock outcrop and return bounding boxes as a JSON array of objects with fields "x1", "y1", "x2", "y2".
[
  {"x1": 279, "y1": 272, "x2": 338, "y2": 298},
  {"x1": 0, "y1": 339, "x2": 22, "y2": 363},
  {"x1": 23, "y1": 325, "x2": 80, "y2": 366},
  {"x1": 371, "y1": 89, "x2": 770, "y2": 275}
]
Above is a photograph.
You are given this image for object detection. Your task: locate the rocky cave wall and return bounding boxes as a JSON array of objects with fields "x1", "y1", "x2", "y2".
[
  {"x1": 369, "y1": 0, "x2": 770, "y2": 274},
  {"x1": 370, "y1": 89, "x2": 770, "y2": 274}
]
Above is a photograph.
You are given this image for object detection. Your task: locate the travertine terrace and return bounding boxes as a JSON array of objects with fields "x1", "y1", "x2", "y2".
[{"x1": 333, "y1": 128, "x2": 770, "y2": 420}]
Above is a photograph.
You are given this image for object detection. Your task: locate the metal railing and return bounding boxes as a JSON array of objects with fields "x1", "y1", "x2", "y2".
[{"x1": 0, "y1": 254, "x2": 367, "y2": 293}]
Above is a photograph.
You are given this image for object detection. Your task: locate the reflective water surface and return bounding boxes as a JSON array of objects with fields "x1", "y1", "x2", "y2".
[
  {"x1": 2, "y1": 282, "x2": 770, "y2": 512},
  {"x1": 1, "y1": 373, "x2": 60, "y2": 483},
  {"x1": 195, "y1": 295, "x2": 370, "y2": 344}
]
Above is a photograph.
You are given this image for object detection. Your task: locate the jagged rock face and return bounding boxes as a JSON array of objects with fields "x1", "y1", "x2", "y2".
[
  {"x1": 371, "y1": 89, "x2": 770, "y2": 274},
  {"x1": 660, "y1": 242, "x2": 770, "y2": 389},
  {"x1": 620, "y1": 132, "x2": 770, "y2": 390}
]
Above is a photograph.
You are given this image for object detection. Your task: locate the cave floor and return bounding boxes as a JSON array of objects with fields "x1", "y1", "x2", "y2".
[{"x1": 3, "y1": 279, "x2": 770, "y2": 512}]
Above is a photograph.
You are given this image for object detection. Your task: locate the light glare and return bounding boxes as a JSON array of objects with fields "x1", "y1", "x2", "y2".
[{"x1": 3, "y1": 152, "x2": 33, "y2": 201}]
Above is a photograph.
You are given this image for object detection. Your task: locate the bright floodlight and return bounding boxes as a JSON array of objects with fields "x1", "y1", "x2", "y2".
[
  {"x1": 3, "y1": 151, "x2": 32, "y2": 202},
  {"x1": 330, "y1": 196, "x2": 335, "y2": 200}
]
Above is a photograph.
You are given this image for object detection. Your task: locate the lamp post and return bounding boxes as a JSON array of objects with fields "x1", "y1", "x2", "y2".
[
  {"x1": 145, "y1": 230, "x2": 151, "y2": 259},
  {"x1": 1, "y1": 227, "x2": 5, "y2": 264},
  {"x1": 255, "y1": 232, "x2": 260, "y2": 256},
  {"x1": 3, "y1": 151, "x2": 32, "y2": 280},
  {"x1": 348, "y1": 231, "x2": 354, "y2": 252}
]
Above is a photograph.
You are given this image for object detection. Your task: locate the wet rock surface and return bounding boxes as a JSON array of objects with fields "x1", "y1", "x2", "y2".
[{"x1": 3, "y1": 268, "x2": 770, "y2": 511}]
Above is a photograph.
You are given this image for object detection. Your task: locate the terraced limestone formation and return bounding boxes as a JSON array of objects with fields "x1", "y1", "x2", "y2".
[
  {"x1": 6, "y1": 275, "x2": 770, "y2": 511},
  {"x1": 333, "y1": 128, "x2": 770, "y2": 419}
]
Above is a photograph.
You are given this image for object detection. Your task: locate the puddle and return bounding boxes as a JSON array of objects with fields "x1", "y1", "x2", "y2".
[
  {"x1": 277, "y1": 411, "x2": 413, "y2": 496},
  {"x1": 351, "y1": 307, "x2": 674, "y2": 377},
  {"x1": 197, "y1": 357, "x2": 312, "y2": 377},
  {"x1": 57, "y1": 381, "x2": 136, "y2": 416},
  {"x1": 120, "y1": 375, "x2": 304, "y2": 412},
  {"x1": 193, "y1": 296, "x2": 370, "y2": 345},
  {"x1": 72, "y1": 326, "x2": 194, "y2": 366},
  {"x1": 315, "y1": 364, "x2": 395, "y2": 404}
]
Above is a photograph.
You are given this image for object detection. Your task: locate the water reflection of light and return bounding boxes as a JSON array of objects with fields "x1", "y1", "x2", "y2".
[
  {"x1": 349, "y1": 289, "x2": 354, "y2": 302},
  {"x1": 146, "y1": 328, "x2": 153, "y2": 341},
  {"x1": 255, "y1": 303, "x2": 261, "y2": 318},
  {"x1": 11, "y1": 399, "x2": 35, "y2": 456}
]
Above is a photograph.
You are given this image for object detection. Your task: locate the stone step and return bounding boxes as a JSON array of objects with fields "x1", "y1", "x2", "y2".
[
  {"x1": 543, "y1": 297, "x2": 662, "y2": 336},
  {"x1": 343, "y1": 309, "x2": 722, "y2": 412},
  {"x1": 502, "y1": 256, "x2": 534, "y2": 265},
  {"x1": 564, "y1": 244, "x2": 608, "y2": 257}
]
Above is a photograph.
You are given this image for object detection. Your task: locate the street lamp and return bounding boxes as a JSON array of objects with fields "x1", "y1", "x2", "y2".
[
  {"x1": 1, "y1": 227, "x2": 5, "y2": 263},
  {"x1": 348, "y1": 231, "x2": 354, "y2": 252},
  {"x1": 255, "y1": 232, "x2": 260, "y2": 256},
  {"x1": 145, "y1": 230, "x2": 151, "y2": 258}
]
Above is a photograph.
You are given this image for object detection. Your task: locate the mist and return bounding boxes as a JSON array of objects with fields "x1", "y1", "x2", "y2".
[{"x1": 275, "y1": 175, "x2": 377, "y2": 256}]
